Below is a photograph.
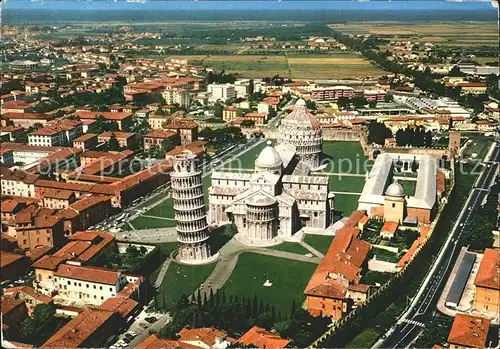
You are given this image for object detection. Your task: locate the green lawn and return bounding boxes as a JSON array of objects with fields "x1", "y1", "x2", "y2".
[
  {"x1": 322, "y1": 141, "x2": 371, "y2": 174},
  {"x1": 155, "y1": 262, "x2": 216, "y2": 311},
  {"x1": 371, "y1": 248, "x2": 401, "y2": 263},
  {"x1": 400, "y1": 179, "x2": 417, "y2": 197},
  {"x1": 462, "y1": 137, "x2": 493, "y2": 161},
  {"x1": 360, "y1": 270, "x2": 393, "y2": 286},
  {"x1": 303, "y1": 234, "x2": 334, "y2": 255},
  {"x1": 130, "y1": 216, "x2": 176, "y2": 229},
  {"x1": 142, "y1": 175, "x2": 213, "y2": 220},
  {"x1": 223, "y1": 142, "x2": 267, "y2": 170},
  {"x1": 346, "y1": 328, "x2": 381, "y2": 349},
  {"x1": 220, "y1": 253, "x2": 316, "y2": 311},
  {"x1": 326, "y1": 174, "x2": 365, "y2": 193},
  {"x1": 333, "y1": 194, "x2": 360, "y2": 217},
  {"x1": 270, "y1": 242, "x2": 310, "y2": 255}
]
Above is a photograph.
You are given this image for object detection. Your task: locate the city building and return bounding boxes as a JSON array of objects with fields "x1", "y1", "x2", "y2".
[
  {"x1": 72, "y1": 133, "x2": 98, "y2": 150},
  {"x1": 162, "y1": 88, "x2": 191, "y2": 109},
  {"x1": 209, "y1": 100, "x2": 335, "y2": 245},
  {"x1": 172, "y1": 153, "x2": 212, "y2": 264},
  {"x1": 304, "y1": 210, "x2": 371, "y2": 320},
  {"x1": 143, "y1": 130, "x2": 178, "y2": 150},
  {"x1": 358, "y1": 153, "x2": 437, "y2": 225},
  {"x1": 208, "y1": 83, "x2": 236, "y2": 103},
  {"x1": 98, "y1": 131, "x2": 136, "y2": 149},
  {"x1": 222, "y1": 106, "x2": 242, "y2": 122},
  {"x1": 238, "y1": 326, "x2": 290, "y2": 349},
  {"x1": 474, "y1": 248, "x2": 499, "y2": 314},
  {"x1": 41, "y1": 308, "x2": 123, "y2": 348},
  {"x1": 447, "y1": 314, "x2": 490, "y2": 349}
]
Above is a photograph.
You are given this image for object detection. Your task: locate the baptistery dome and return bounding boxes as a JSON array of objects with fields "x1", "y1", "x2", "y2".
[{"x1": 278, "y1": 99, "x2": 323, "y2": 168}]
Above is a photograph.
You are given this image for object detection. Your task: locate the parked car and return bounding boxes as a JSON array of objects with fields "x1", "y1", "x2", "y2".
[
  {"x1": 127, "y1": 331, "x2": 137, "y2": 337},
  {"x1": 138, "y1": 322, "x2": 149, "y2": 329}
]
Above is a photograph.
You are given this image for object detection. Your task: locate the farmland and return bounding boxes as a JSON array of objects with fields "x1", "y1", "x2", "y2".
[{"x1": 331, "y1": 21, "x2": 498, "y2": 47}]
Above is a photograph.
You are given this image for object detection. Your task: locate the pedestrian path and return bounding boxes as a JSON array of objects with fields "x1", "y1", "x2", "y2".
[
  {"x1": 402, "y1": 319, "x2": 425, "y2": 328},
  {"x1": 299, "y1": 240, "x2": 325, "y2": 258},
  {"x1": 140, "y1": 215, "x2": 176, "y2": 221},
  {"x1": 330, "y1": 191, "x2": 362, "y2": 196},
  {"x1": 154, "y1": 258, "x2": 172, "y2": 288}
]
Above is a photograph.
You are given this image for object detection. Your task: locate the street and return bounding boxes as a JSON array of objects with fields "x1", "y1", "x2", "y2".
[{"x1": 377, "y1": 142, "x2": 499, "y2": 349}]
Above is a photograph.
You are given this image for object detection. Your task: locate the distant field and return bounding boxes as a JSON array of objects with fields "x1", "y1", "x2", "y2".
[{"x1": 331, "y1": 21, "x2": 498, "y2": 47}]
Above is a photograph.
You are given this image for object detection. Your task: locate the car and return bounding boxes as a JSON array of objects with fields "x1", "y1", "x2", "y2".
[
  {"x1": 116, "y1": 340, "x2": 127, "y2": 347},
  {"x1": 127, "y1": 331, "x2": 137, "y2": 337},
  {"x1": 138, "y1": 322, "x2": 149, "y2": 329},
  {"x1": 121, "y1": 337, "x2": 131, "y2": 344},
  {"x1": 124, "y1": 333, "x2": 135, "y2": 341}
]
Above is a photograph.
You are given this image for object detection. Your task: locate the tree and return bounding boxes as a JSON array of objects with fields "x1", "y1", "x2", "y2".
[
  {"x1": 424, "y1": 130, "x2": 433, "y2": 147},
  {"x1": 214, "y1": 103, "x2": 224, "y2": 119},
  {"x1": 107, "y1": 136, "x2": 122, "y2": 151},
  {"x1": 384, "y1": 94, "x2": 394, "y2": 103},
  {"x1": 352, "y1": 96, "x2": 367, "y2": 108},
  {"x1": 161, "y1": 138, "x2": 176, "y2": 153},
  {"x1": 305, "y1": 100, "x2": 316, "y2": 110},
  {"x1": 248, "y1": 79, "x2": 255, "y2": 96},
  {"x1": 337, "y1": 97, "x2": 350, "y2": 110},
  {"x1": 368, "y1": 121, "x2": 393, "y2": 145},
  {"x1": 19, "y1": 304, "x2": 57, "y2": 345},
  {"x1": 240, "y1": 119, "x2": 255, "y2": 128},
  {"x1": 122, "y1": 245, "x2": 145, "y2": 272}
]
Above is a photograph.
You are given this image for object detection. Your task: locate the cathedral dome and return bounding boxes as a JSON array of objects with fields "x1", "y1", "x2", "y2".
[
  {"x1": 281, "y1": 99, "x2": 320, "y2": 131},
  {"x1": 385, "y1": 181, "x2": 404, "y2": 197},
  {"x1": 255, "y1": 141, "x2": 283, "y2": 171}
]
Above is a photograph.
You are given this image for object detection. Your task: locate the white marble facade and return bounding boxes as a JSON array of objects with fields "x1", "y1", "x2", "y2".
[{"x1": 209, "y1": 99, "x2": 335, "y2": 245}]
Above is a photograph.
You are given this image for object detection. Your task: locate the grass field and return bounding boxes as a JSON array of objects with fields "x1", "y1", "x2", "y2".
[
  {"x1": 333, "y1": 194, "x2": 360, "y2": 216},
  {"x1": 223, "y1": 142, "x2": 267, "y2": 170},
  {"x1": 462, "y1": 137, "x2": 493, "y2": 161},
  {"x1": 269, "y1": 242, "x2": 310, "y2": 255},
  {"x1": 130, "y1": 216, "x2": 176, "y2": 229},
  {"x1": 303, "y1": 234, "x2": 334, "y2": 255},
  {"x1": 322, "y1": 141, "x2": 372, "y2": 174},
  {"x1": 400, "y1": 179, "x2": 417, "y2": 197},
  {"x1": 220, "y1": 253, "x2": 316, "y2": 311},
  {"x1": 332, "y1": 21, "x2": 498, "y2": 47},
  {"x1": 155, "y1": 261, "x2": 216, "y2": 310},
  {"x1": 326, "y1": 174, "x2": 365, "y2": 193}
]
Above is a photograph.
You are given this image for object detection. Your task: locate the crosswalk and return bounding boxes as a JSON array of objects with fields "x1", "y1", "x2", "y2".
[{"x1": 403, "y1": 319, "x2": 425, "y2": 328}]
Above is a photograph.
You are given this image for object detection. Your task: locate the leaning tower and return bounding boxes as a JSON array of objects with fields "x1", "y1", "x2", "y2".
[{"x1": 171, "y1": 153, "x2": 211, "y2": 264}]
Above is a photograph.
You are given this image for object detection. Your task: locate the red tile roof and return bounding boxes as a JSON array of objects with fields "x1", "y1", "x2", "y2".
[
  {"x1": 447, "y1": 314, "x2": 490, "y2": 349},
  {"x1": 474, "y1": 248, "x2": 499, "y2": 290},
  {"x1": 99, "y1": 296, "x2": 138, "y2": 318},
  {"x1": 178, "y1": 327, "x2": 229, "y2": 347},
  {"x1": 381, "y1": 221, "x2": 399, "y2": 234},
  {"x1": 32, "y1": 255, "x2": 67, "y2": 271},
  {"x1": 0, "y1": 251, "x2": 25, "y2": 269},
  {"x1": 238, "y1": 326, "x2": 290, "y2": 349},
  {"x1": 54, "y1": 264, "x2": 120, "y2": 285},
  {"x1": 137, "y1": 334, "x2": 199, "y2": 349},
  {"x1": 41, "y1": 308, "x2": 117, "y2": 348}
]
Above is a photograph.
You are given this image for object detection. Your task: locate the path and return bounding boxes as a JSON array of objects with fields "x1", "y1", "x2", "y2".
[
  {"x1": 115, "y1": 227, "x2": 177, "y2": 243},
  {"x1": 194, "y1": 237, "x2": 321, "y2": 301},
  {"x1": 330, "y1": 191, "x2": 362, "y2": 196},
  {"x1": 154, "y1": 258, "x2": 172, "y2": 288},
  {"x1": 319, "y1": 172, "x2": 366, "y2": 177},
  {"x1": 140, "y1": 215, "x2": 176, "y2": 221},
  {"x1": 299, "y1": 240, "x2": 325, "y2": 258}
]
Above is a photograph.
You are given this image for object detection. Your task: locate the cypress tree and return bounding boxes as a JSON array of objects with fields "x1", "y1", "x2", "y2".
[
  {"x1": 197, "y1": 288, "x2": 202, "y2": 306},
  {"x1": 221, "y1": 290, "x2": 226, "y2": 304},
  {"x1": 290, "y1": 299, "x2": 296, "y2": 318},
  {"x1": 215, "y1": 289, "x2": 220, "y2": 306},
  {"x1": 252, "y1": 295, "x2": 258, "y2": 318},
  {"x1": 245, "y1": 298, "x2": 252, "y2": 317},
  {"x1": 271, "y1": 305, "x2": 277, "y2": 322},
  {"x1": 208, "y1": 288, "x2": 214, "y2": 308},
  {"x1": 203, "y1": 292, "x2": 208, "y2": 306},
  {"x1": 259, "y1": 300, "x2": 265, "y2": 316},
  {"x1": 192, "y1": 292, "x2": 198, "y2": 305}
]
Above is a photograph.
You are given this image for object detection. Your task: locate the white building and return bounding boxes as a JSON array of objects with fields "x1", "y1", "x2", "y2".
[
  {"x1": 162, "y1": 88, "x2": 192, "y2": 109},
  {"x1": 209, "y1": 99, "x2": 335, "y2": 246},
  {"x1": 28, "y1": 127, "x2": 65, "y2": 147},
  {"x1": 208, "y1": 83, "x2": 236, "y2": 103}
]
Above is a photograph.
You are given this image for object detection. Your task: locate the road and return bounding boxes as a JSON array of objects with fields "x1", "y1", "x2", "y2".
[{"x1": 376, "y1": 142, "x2": 499, "y2": 349}]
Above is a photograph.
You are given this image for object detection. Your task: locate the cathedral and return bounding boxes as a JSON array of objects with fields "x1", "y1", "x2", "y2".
[{"x1": 208, "y1": 99, "x2": 336, "y2": 246}]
